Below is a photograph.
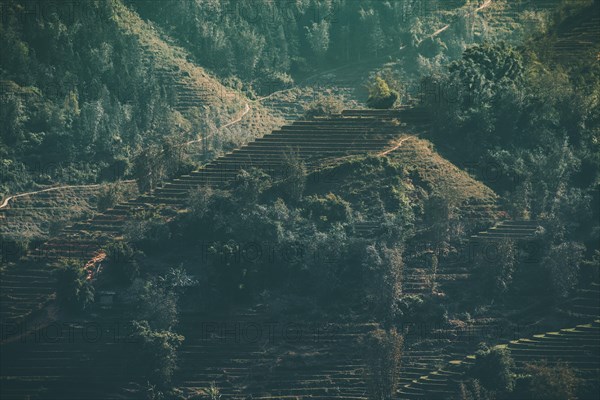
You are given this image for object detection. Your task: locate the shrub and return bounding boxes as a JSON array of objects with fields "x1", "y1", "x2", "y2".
[
  {"x1": 366, "y1": 77, "x2": 399, "y2": 109},
  {"x1": 232, "y1": 168, "x2": 272, "y2": 204},
  {"x1": 187, "y1": 186, "x2": 214, "y2": 220},
  {"x1": 279, "y1": 151, "x2": 307, "y2": 204},
  {"x1": 395, "y1": 294, "x2": 447, "y2": 325},
  {"x1": 201, "y1": 382, "x2": 222, "y2": 400},
  {"x1": 130, "y1": 320, "x2": 184, "y2": 388},
  {"x1": 302, "y1": 193, "x2": 352, "y2": 225},
  {"x1": 363, "y1": 328, "x2": 404, "y2": 400},
  {"x1": 524, "y1": 360, "x2": 581, "y2": 400},
  {"x1": 126, "y1": 277, "x2": 179, "y2": 331},
  {"x1": 543, "y1": 241, "x2": 585, "y2": 297},
  {"x1": 303, "y1": 94, "x2": 344, "y2": 119},
  {"x1": 124, "y1": 214, "x2": 171, "y2": 251},
  {"x1": 97, "y1": 181, "x2": 132, "y2": 212},
  {"x1": 134, "y1": 145, "x2": 166, "y2": 193},
  {"x1": 457, "y1": 379, "x2": 495, "y2": 400},
  {"x1": 470, "y1": 345, "x2": 515, "y2": 394},
  {"x1": 103, "y1": 241, "x2": 139, "y2": 284},
  {"x1": 363, "y1": 244, "x2": 404, "y2": 321},
  {"x1": 0, "y1": 235, "x2": 29, "y2": 262},
  {"x1": 54, "y1": 259, "x2": 95, "y2": 311},
  {"x1": 473, "y1": 239, "x2": 518, "y2": 298}
]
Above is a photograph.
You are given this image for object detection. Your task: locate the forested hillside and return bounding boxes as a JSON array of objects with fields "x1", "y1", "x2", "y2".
[
  {"x1": 1, "y1": 1, "x2": 599, "y2": 399},
  {"x1": 129, "y1": 0, "x2": 559, "y2": 95},
  {"x1": 0, "y1": 0, "x2": 280, "y2": 198}
]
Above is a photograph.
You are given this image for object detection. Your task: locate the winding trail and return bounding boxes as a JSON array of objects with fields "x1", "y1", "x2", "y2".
[
  {"x1": 1, "y1": 0, "x2": 495, "y2": 211},
  {"x1": 0, "y1": 184, "x2": 107, "y2": 210},
  {"x1": 476, "y1": 0, "x2": 493, "y2": 12},
  {"x1": 378, "y1": 136, "x2": 411, "y2": 157},
  {"x1": 1, "y1": 102, "x2": 254, "y2": 210}
]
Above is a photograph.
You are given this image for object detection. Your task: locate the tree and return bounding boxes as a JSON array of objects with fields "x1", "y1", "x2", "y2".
[
  {"x1": 103, "y1": 241, "x2": 140, "y2": 285},
  {"x1": 187, "y1": 186, "x2": 214, "y2": 220},
  {"x1": 54, "y1": 259, "x2": 95, "y2": 311},
  {"x1": 303, "y1": 94, "x2": 344, "y2": 119},
  {"x1": 127, "y1": 276, "x2": 179, "y2": 331},
  {"x1": 366, "y1": 77, "x2": 399, "y2": 109},
  {"x1": 232, "y1": 168, "x2": 272, "y2": 205},
  {"x1": 448, "y1": 42, "x2": 524, "y2": 102},
  {"x1": 303, "y1": 193, "x2": 352, "y2": 226},
  {"x1": 134, "y1": 144, "x2": 166, "y2": 193},
  {"x1": 363, "y1": 244, "x2": 404, "y2": 321},
  {"x1": 130, "y1": 320, "x2": 184, "y2": 388},
  {"x1": 280, "y1": 151, "x2": 307, "y2": 204},
  {"x1": 305, "y1": 20, "x2": 330, "y2": 57},
  {"x1": 525, "y1": 360, "x2": 581, "y2": 400},
  {"x1": 470, "y1": 345, "x2": 515, "y2": 394},
  {"x1": 473, "y1": 238, "x2": 518, "y2": 298},
  {"x1": 97, "y1": 181, "x2": 132, "y2": 212},
  {"x1": 0, "y1": 94, "x2": 27, "y2": 146},
  {"x1": 363, "y1": 328, "x2": 404, "y2": 400},
  {"x1": 543, "y1": 241, "x2": 585, "y2": 298},
  {"x1": 458, "y1": 379, "x2": 495, "y2": 400}
]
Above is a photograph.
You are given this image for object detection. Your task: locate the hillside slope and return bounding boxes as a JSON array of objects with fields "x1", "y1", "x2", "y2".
[{"x1": 111, "y1": 0, "x2": 284, "y2": 148}]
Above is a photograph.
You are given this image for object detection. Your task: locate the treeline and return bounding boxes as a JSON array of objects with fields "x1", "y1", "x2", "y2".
[
  {"x1": 0, "y1": 0, "x2": 186, "y2": 195},
  {"x1": 128, "y1": 0, "x2": 554, "y2": 96},
  {"x1": 420, "y1": 7, "x2": 600, "y2": 257}
]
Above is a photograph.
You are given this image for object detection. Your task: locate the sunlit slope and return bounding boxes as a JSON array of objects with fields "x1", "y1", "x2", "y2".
[{"x1": 111, "y1": 0, "x2": 284, "y2": 144}]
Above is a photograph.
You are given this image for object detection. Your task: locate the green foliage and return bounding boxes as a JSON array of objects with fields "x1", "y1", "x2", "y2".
[
  {"x1": 580, "y1": 251, "x2": 600, "y2": 286},
  {"x1": 0, "y1": 0, "x2": 188, "y2": 193},
  {"x1": 363, "y1": 328, "x2": 404, "y2": 400},
  {"x1": 187, "y1": 186, "x2": 214, "y2": 220},
  {"x1": 458, "y1": 379, "x2": 495, "y2": 400},
  {"x1": 97, "y1": 181, "x2": 132, "y2": 212},
  {"x1": 133, "y1": 145, "x2": 167, "y2": 193},
  {"x1": 126, "y1": 276, "x2": 179, "y2": 331},
  {"x1": 302, "y1": 193, "x2": 352, "y2": 225},
  {"x1": 131, "y1": 1, "x2": 437, "y2": 81},
  {"x1": 103, "y1": 241, "x2": 140, "y2": 285},
  {"x1": 305, "y1": 20, "x2": 330, "y2": 57},
  {"x1": 543, "y1": 241, "x2": 585, "y2": 297},
  {"x1": 232, "y1": 168, "x2": 272, "y2": 205},
  {"x1": 470, "y1": 345, "x2": 515, "y2": 394},
  {"x1": 363, "y1": 244, "x2": 404, "y2": 321},
  {"x1": 126, "y1": 269, "x2": 192, "y2": 388},
  {"x1": 448, "y1": 42, "x2": 524, "y2": 99},
  {"x1": 0, "y1": 235, "x2": 29, "y2": 263},
  {"x1": 54, "y1": 259, "x2": 95, "y2": 311},
  {"x1": 201, "y1": 382, "x2": 222, "y2": 400},
  {"x1": 303, "y1": 94, "x2": 344, "y2": 119},
  {"x1": 473, "y1": 239, "x2": 518, "y2": 298},
  {"x1": 130, "y1": 320, "x2": 184, "y2": 387},
  {"x1": 279, "y1": 152, "x2": 307, "y2": 204},
  {"x1": 366, "y1": 77, "x2": 399, "y2": 109},
  {"x1": 157, "y1": 266, "x2": 199, "y2": 294},
  {"x1": 395, "y1": 294, "x2": 447, "y2": 325},
  {"x1": 124, "y1": 212, "x2": 171, "y2": 251},
  {"x1": 524, "y1": 360, "x2": 581, "y2": 400}
]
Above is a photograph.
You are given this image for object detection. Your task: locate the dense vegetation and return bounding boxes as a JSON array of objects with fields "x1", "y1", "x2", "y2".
[
  {"x1": 0, "y1": 1, "x2": 191, "y2": 195},
  {"x1": 1, "y1": 0, "x2": 599, "y2": 399}
]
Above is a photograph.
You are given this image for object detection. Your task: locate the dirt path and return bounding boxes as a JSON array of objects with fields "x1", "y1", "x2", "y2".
[
  {"x1": 0, "y1": 184, "x2": 108, "y2": 210},
  {"x1": 476, "y1": 0, "x2": 493, "y2": 12},
  {"x1": 185, "y1": 103, "x2": 251, "y2": 146},
  {"x1": 378, "y1": 136, "x2": 411, "y2": 157}
]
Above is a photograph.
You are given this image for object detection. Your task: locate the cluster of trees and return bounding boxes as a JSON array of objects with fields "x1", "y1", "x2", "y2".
[
  {"x1": 0, "y1": 0, "x2": 563, "y2": 197},
  {"x1": 459, "y1": 346, "x2": 584, "y2": 400},
  {"x1": 0, "y1": 0, "x2": 189, "y2": 196},
  {"x1": 421, "y1": 34, "x2": 599, "y2": 298},
  {"x1": 129, "y1": 0, "x2": 542, "y2": 96}
]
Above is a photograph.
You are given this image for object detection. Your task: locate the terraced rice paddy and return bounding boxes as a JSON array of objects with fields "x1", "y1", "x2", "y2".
[{"x1": 399, "y1": 319, "x2": 600, "y2": 399}]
